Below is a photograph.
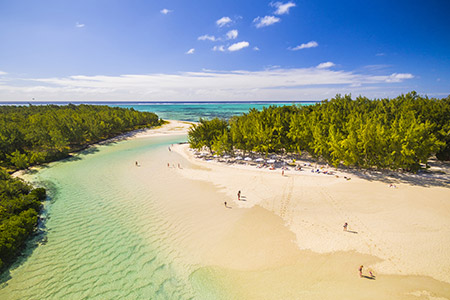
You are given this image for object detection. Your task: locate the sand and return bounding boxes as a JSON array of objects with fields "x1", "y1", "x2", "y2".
[{"x1": 144, "y1": 120, "x2": 450, "y2": 299}]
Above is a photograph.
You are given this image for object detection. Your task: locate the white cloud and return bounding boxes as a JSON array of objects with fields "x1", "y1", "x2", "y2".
[
  {"x1": 317, "y1": 62, "x2": 335, "y2": 69},
  {"x1": 384, "y1": 73, "x2": 414, "y2": 82},
  {"x1": 216, "y1": 16, "x2": 232, "y2": 27},
  {"x1": 290, "y1": 41, "x2": 318, "y2": 51},
  {"x1": 75, "y1": 22, "x2": 85, "y2": 28},
  {"x1": 228, "y1": 41, "x2": 249, "y2": 52},
  {"x1": 160, "y1": 9, "x2": 173, "y2": 15},
  {"x1": 253, "y1": 46, "x2": 260, "y2": 51},
  {"x1": 186, "y1": 48, "x2": 195, "y2": 54},
  {"x1": 253, "y1": 16, "x2": 280, "y2": 28},
  {"x1": 198, "y1": 35, "x2": 217, "y2": 41},
  {"x1": 0, "y1": 67, "x2": 416, "y2": 101},
  {"x1": 0, "y1": 71, "x2": 7, "y2": 75},
  {"x1": 212, "y1": 45, "x2": 225, "y2": 52},
  {"x1": 271, "y1": 1, "x2": 296, "y2": 15},
  {"x1": 226, "y1": 30, "x2": 238, "y2": 40}
]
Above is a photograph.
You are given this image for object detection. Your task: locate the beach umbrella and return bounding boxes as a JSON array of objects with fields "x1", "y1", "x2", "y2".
[
  {"x1": 244, "y1": 157, "x2": 252, "y2": 161},
  {"x1": 255, "y1": 158, "x2": 264, "y2": 162},
  {"x1": 235, "y1": 156, "x2": 243, "y2": 160},
  {"x1": 267, "y1": 159, "x2": 275, "y2": 164}
]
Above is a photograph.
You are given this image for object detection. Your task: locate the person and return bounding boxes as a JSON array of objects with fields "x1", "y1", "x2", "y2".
[
  {"x1": 343, "y1": 222, "x2": 348, "y2": 231},
  {"x1": 282, "y1": 169, "x2": 284, "y2": 176},
  {"x1": 135, "y1": 161, "x2": 138, "y2": 166},
  {"x1": 359, "y1": 265, "x2": 363, "y2": 277},
  {"x1": 237, "y1": 190, "x2": 241, "y2": 201},
  {"x1": 224, "y1": 201, "x2": 227, "y2": 207}
]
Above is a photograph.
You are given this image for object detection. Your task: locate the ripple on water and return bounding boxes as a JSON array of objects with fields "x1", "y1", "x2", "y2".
[{"x1": 0, "y1": 136, "x2": 199, "y2": 300}]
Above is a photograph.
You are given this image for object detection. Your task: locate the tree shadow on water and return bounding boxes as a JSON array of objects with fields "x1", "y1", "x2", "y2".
[{"x1": 0, "y1": 227, "x2": 49, "y2": 286}]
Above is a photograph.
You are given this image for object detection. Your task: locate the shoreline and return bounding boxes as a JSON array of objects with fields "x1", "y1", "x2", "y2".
[{"x1": 12, "y1": 120, "x2": 193, "y2": 179}]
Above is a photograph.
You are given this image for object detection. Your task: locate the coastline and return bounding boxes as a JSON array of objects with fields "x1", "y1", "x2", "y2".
[{"x1": 9, "y1": 120, "x2": 450, "y2": 299}]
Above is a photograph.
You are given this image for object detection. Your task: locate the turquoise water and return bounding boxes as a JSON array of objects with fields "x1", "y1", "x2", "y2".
[{"x1": 115, "y1": 102, "x2": 314, "y2": 121}]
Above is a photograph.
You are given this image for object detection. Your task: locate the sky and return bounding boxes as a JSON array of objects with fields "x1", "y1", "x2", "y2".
[{"x1": 0, "y1": 0, "x2": 449, "y2": 102}]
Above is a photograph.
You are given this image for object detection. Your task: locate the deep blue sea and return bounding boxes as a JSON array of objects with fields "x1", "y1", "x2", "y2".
[{"x1": 114, "y1": 102, "x2": 316, "y2": 122}]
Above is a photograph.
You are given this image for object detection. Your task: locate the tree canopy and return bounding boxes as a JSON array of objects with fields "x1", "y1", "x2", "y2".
[
  {"x1": 0, "y1": 104, "x2": 161, "y2": 171},
  {"x1": 188, "y1": 92, "x2": 450, "y2": 172}
]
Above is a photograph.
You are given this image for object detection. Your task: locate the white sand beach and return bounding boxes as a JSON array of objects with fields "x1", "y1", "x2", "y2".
[{"x1": 138, "y1": 121, "x2": 450, "y2": 299}]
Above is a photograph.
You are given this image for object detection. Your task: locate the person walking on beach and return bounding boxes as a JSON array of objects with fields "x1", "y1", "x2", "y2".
[
  {"x1": 224, "y1": 201, "x2": 227, "y2": 208},
  {"x1": 237, "y1": 190, "x2": 241, "y2": 201},
  {"x1": 359, "y1": 265, "x2": 363, "y2": 277},
  {"x1": 343, "y1": 222, "x2": 348, "y2": 231},
  {"x1": 135, "y1": 161, "x2": 138, "y2": 166}
]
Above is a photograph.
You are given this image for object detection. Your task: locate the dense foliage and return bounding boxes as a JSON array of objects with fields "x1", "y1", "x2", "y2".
[
  {"x1": 0, "y1": 104, "x2": 161, "y2": 170},
  {"x1": 0, "y1": 169, "x2": 46, "y2": 269},
  {"x1": 188, "y1": 92, "x2": 450, "y2": 172}
]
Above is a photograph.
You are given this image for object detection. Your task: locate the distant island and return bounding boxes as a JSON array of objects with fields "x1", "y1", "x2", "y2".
[
  {"x1": 0, "y1": 104, "x2": 161, "y2": 270},
  {"x1": 188, "y1": 92, "x2": 450, "y2": 172}
]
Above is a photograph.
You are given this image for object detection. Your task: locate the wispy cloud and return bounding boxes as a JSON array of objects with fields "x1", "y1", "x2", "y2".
[
  {"x1": 198, "y1": 34, "x2": 217, "y2": 41},
  {"x1": 0, "y1": 71, "x2": 7, "y2": 75},
  {"x1": 228, "y1": 41, "x2": 249, "y2": 52},
  {"x1": 226, "y1": 30, "x2": 238, "y2": 40},
  {"x1": 317, "y1": 62, "x2": 335, "y2": 69},
  {"x1": 75, "y1": 22, "x2": 85, "y2": 28},
  {"x1": 212, "y1": 45, "x2": 225, "y2": 52},
  {"x1": 290, "y1": 41, "x2": 318, "y2": 51},
  {"x1": 186, "y1": 48, "x2": 195, "y2": 55},
  {"x1": 160, "y1": 8, "x2": 173, "y2": 15},
  {"x1": 216, "y1": 16, "x2": 232, "y2": 27},
  {"x1": 376, "y1": 52, "x2": 386, "y2": 56},
  {"x1": 271, "y1": 1, "x2": 296, "y2": 15},
  {"x1": 253, "y1": 46, "x2": 260, "y2": 51},
  {"x1": 253, "y1": 16, "x2": 280, "y2": 28},
  {"x1": 0, "y1": 67, "x2": 415, "y2": 101}
]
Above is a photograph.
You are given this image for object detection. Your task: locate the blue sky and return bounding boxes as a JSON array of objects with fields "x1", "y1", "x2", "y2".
[{"x1": 0, "y1": 0, "x2": 449, "y2": 101}]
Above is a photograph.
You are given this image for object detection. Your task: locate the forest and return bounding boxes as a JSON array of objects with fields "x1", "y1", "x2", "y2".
[
  {"x1": 0, "y1": 104, "x2": 161, "y2": 171},
  {"x1": 188, "y1": 92, "x2": 450, "y2": 172},
  {"x1": 0, "y1": 104, "x2": 161, "y2": 270}
]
